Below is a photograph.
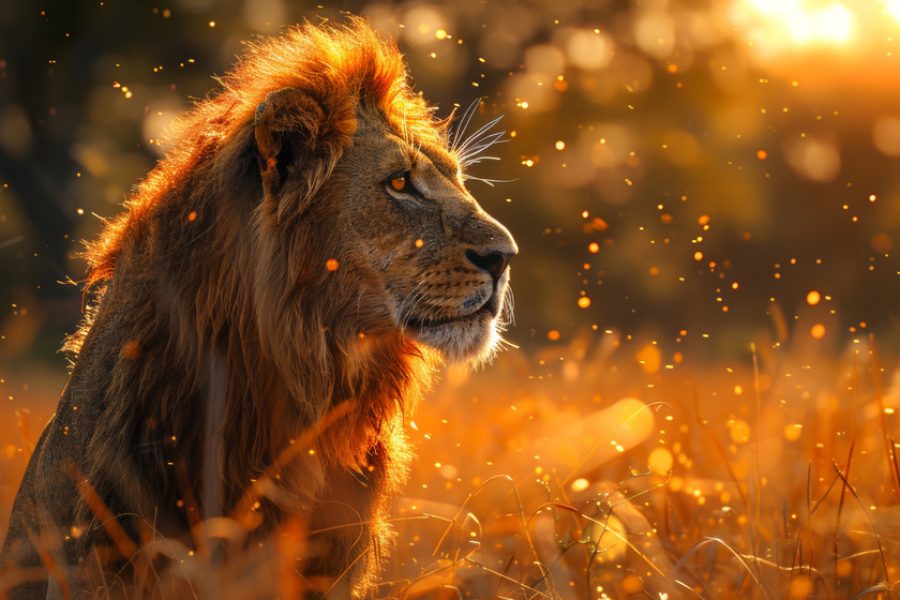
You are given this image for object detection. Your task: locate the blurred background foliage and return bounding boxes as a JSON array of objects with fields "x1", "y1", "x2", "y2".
[{"x1": 0, "y1": 0, "x2": 899, "y2": 368}]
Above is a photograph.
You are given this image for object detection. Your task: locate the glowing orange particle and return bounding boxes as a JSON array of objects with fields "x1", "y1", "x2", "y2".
[
  {"x1": 588, "y1": 242, "x2": 600, "y2": 254},
  {"x1": 648, "y1": 447, "x2": 673, "y2": 474},
  {"x1": 121, "y1": 340, "x2": 141, "y2": 360},
  {"x1": 784, "y1": 423, "x2": 803, "y2": 442},
  {"x1": 325, "y1": 259, "x2": 340, "y2": 272},
  {"x1": 570, "y1": 478, "x2": 590, "y2": 492},
  {"x1": 591, "y1": 217, "x2": 608, "y2": 231},
  {"x1": 728, "y1": 419, "x2": 751, "y2": 444},
  {"x1": 693, "y1": 251, "x2": 704, "y2": 261},
  {"x1": 622, "y1": 575, "x2": 643, "y2": 594},
  {"x1": 414, "y1": 239, "x2": 424, "y2": 248},
  {"x1": 756, "y1": 149, "x2": 768, "y2": 160},
  {"x1": 577, "y1": 296, "x2": 591, "y2": 309},
  {"x1": 806, "y1": 290, "x2": 821, "y2": 306},
  {"x1": 698, "y1": 214, "x2": 710, "y2": 226},
  {"x1": 810, "y1": 323, "x2": 826, "y2": 339},
  {"x1": 547, "y1": 329, "x2": 561, "y2": 341},
  {"x1": 187, "y1": 211, "x2": 197, "y2": 222}
]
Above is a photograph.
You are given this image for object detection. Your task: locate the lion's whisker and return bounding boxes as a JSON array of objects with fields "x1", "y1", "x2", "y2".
[
  {"x1": 456, "y1": 116, "x2": 505, "y2": 160},
  {"x1": 449, "y1": 97, "x2": 483, "y2": 153}
]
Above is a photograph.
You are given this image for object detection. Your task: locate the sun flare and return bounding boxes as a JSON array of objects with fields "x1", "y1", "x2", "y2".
[{"x1": 734, "y1": 0, "x2": 858, "y2": 58}]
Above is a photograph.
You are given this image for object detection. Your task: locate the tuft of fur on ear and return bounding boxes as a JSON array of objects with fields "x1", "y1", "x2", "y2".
[{"x1": 253, "y1": 87, "x2": 355, "y2": 222}]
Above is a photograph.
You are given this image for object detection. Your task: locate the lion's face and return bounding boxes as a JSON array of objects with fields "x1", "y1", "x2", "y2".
[{"x1": 334, "y1": 112, "x2": 517, "y2": 363}]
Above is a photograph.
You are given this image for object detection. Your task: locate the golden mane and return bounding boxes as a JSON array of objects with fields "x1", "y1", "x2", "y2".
[
  {"x1": 54, "y1": 18, "x2": 444, "y2": 593},
  {"x1": 3, "y1": 17, "x2": 518, "y2": 597}
]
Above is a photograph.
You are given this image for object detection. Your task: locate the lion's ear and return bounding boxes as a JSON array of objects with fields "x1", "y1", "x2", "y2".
[{"x1": 254, "y1": 88, "x2": 349, "y2": 217}]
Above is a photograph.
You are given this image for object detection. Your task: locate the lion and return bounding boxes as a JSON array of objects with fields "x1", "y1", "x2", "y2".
[{"x1": 1, "y1": 18, "x2": 516, "y2": 599}]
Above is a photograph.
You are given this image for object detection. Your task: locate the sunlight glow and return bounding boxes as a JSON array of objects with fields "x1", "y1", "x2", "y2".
[
  {"x1": 888, "y1": 0, "x2": 900, "y2": 22},
  {"x1": 735, "y1": 0, "x2": 858, "y2": 58}
]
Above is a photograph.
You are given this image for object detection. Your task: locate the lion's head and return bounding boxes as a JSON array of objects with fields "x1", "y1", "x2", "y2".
[
  {"x1": 249, "y1": 53, "x2": 517, "y2": 368},
  {"x1": 336, "y1": 112, "x2": 517, "y2": 362},
  {"x1": 85, "y1": 20, "x2": 516, "y2": 372}
]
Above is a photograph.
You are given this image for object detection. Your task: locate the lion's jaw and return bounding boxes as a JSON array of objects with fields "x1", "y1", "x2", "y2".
[{"x1": 394, "y1": 267, "x2": 511, "y2": 364}]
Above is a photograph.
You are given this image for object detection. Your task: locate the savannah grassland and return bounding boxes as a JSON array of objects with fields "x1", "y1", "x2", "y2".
[{"x1": 0, "y1": 327, "x2": 898, "y2": 598}]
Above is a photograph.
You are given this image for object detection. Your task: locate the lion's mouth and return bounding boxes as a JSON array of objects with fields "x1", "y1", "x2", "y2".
[{"x1": 404, "y1": 292, "x2": 500, "y2": 331}]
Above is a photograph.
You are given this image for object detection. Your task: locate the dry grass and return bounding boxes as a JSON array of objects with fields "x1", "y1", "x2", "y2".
[{"x1": 0, "y1": 328, "x2": 898, "y2": 599}]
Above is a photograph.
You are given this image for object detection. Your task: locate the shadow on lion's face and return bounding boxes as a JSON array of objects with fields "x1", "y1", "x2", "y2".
[{"x1": 334, "y1": 110, "x2": 518, "y2": 364}]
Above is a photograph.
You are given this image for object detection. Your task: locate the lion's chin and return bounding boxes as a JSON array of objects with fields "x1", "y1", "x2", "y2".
[{"x1": 406, "y1": 309, "x2": 500, "y2": 365}]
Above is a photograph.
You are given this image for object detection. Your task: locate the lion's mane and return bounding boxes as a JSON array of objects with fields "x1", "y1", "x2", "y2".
[{"x1": 12, "y1": 18, "x2": 448, "y2": 594}]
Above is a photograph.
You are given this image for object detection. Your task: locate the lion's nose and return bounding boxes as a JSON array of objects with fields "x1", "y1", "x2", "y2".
[{"x1": 466, "y1": 248, "x2": 515, "y2": 282}]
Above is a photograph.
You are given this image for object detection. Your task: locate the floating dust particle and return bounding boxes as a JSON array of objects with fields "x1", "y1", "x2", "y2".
[
  {"x1": 810, "y1": 323, "x2": 826, "y2": 339},
  {"x1": 757, "y1": 149, "x2": 768, "y2": 160},
  {"x1": 435, "y1": 28, "x2": 447, "y2": 40},
  {"x1": 414, "y1": 239, "x2": 424, "y2": 248},
  {"x1": 555, "y1": 140, "x2": 566, "y2": 150},
  {"x1": 635, "y1": 344, "x2": 661, "y2": 374},
  {"x1": 590, "y1": 515, "x2": 627, "y2": 562},
  {"x1": 666, "y1": 63, "x2": 678, "y2": 73},
  {"x1": 593, "y1": 217, "x2": 608, "y2": 230},
  {"x1": 788, "y1": 575, "x2": 813, "y2": 600},
  {"x1": 728, "y1": 419, "x2": 751, "y2": 444},
  {"x1": 836, "y1": 560, "x2": 853, "y2": 577},
  {"x1": 325, "y1": 258, "x2": 339, "y2": 272},
  {"x1": 621, "y1": 575, "x2": 643, "y2": 594},
  {"x1": 648, "y1": 447, "x2": 673, "y2": 474},
  {"x1": 698, "y1": 214, "x2": 710, "y2": 225},
  {"x1": 784, "y1": 423, "x2": 803, "y2": 441},
  {"x1": 734, "y1": 384, "x2": 743, "y2": 395},
  {"x1": 570, "y1": 477, "x2": 590, "y2": 492},
  {"x1": 588, "y1": 242, "x2": 600, "y2": 254},
  {"x1": 648, "y1": 266, "x2": 659, "y2": 276},
  {"x1": 693, "y1": 251, "x2": 704, "y2": 261},
  {"x1": 577, "y1": 296, "x2": 591, "y2": 309},
  {"x1": 806, "y1": 290, "x2": 821, "y2": 305},
  {"x1": 121, "y1": 340, "x2": 141, "y2": 360},
  {"x1": 208, "y1": 20, "x2": 216, "y2": 27},
  {"x1": 547, "y1": 329, "x2": 561, "y2": 341},
  {"x1": 187, "y1": 211, "x2": 197, "y2": 222}
]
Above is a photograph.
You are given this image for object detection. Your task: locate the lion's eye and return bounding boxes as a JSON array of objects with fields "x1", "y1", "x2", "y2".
[{"x1": 389, "y1": 173, "x2": 409, "y2": 193}]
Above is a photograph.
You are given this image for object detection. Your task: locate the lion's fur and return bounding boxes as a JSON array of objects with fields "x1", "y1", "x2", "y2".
[{"x1": 2, "y1": 17, "x2": 516, "y2": 599}]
